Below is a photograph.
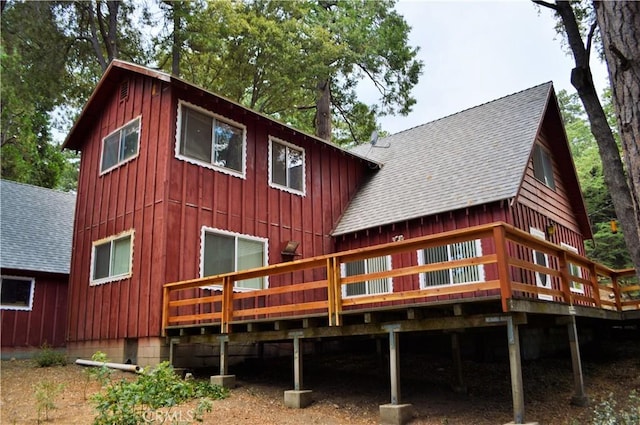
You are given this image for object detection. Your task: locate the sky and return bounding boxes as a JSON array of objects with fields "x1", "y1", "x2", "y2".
[{"x1": 366, "y1": 0, "x2": 610, "y2": 135}]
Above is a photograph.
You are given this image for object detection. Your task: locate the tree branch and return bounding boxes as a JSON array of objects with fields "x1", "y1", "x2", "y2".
[
  {"x1": 531, "y1": 0, "x2": 558, "y2": 11},
  {"x1": 585, "y1": 19, "x2": 598, "y2": 64},
  {"x1": 331, "y1": 99, "x2": 359, "y2": 143}
]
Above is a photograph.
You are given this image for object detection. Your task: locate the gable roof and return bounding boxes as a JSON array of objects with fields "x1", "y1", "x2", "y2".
[
  {"x1": 333, "y1": 82, "x2": 579, "y2": 236},
  {"x1": 62, "y1": 60, "x2": 380, "y2": 168},
  {"x1": 0, "y1": 180, "x2": 76, "y2": 274}
]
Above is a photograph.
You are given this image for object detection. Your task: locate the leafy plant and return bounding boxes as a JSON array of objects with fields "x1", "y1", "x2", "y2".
[
  {"x1": 33, "y1": 344, "x2": 67, "y2": 367},
  {"x1": 83, "y1": 351, "x2": 113, "y2": 400},
  {"x1": 34, "y1": 380, "x2": 65, "y2": 423},
  {"x1": 590, "y1": 390, "x2": 640, "y2": 425},
  {"x1": 92, "y1": 361, "x2": 228, "y2": 425}
]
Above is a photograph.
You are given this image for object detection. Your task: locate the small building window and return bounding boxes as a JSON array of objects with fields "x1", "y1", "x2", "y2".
[
  {"x1": 176, "y1": 101, "x2": 246, "y2": 177},
  {"x1": 341, "y1": 256, "x2": 392, "y2": 297},
  {"x1": 201, "y1": 227, "x2": 267, "y2": 290},
  {"x1": 269, "y1": 137, "x2": 305, "y2": 195},
  {"x1": 101, "y1": 117, "x2": 141, "y2": 174},
  {"x1": 91, "y1": 230, "x2": 134, "y2": 285},
  {"x1": 532, "y1": 144, "x2": 555, "y2": 189},
  {"x1": 418, "y1": 240, "x2": 484, "y2": 287},
  {"x1": 561, "y1": 243, "x2": 585, "y2": 294},
  {"x1": 0, "y1": 276, "x2": 35, "y2": 310},
  {"x1": 530, "y1": 227, "x2": 553, "y2": 300}
]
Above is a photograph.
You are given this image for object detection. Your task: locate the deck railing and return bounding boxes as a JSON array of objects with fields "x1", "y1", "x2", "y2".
[{"x1": 162, "y1": 222, "x2": 638, "y2": 334}]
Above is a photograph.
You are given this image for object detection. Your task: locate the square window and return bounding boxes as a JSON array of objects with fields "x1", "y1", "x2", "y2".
[
  {"x1": 177, "y1": 102, "x2": 246, "y2": 177},
  {"x1": 341, "y1": 256, "x2": 391, "y2": 297},
  {"x1": 1, "y1": 276, "x2": 34, "y2": 310},
  {"x1": 418, "y1": 240, "x2": 484, "y2": 288},
  {"x1": 91, "y1": 231, "x2": 134, "y2": 285},
  {"x1": 201, "y1": 228, "x2": 267, "y2": 290},
  {"x1": 269, "y1": 137, "x2": 305, "y2": 195},
  {"x1": 100, "y1": 117, "x2": 140, "y2": 173}
]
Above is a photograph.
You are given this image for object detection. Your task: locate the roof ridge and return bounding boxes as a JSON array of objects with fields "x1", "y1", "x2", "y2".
[{"x1": 388, "y1": 81, "x2": 553, "y2": 137}]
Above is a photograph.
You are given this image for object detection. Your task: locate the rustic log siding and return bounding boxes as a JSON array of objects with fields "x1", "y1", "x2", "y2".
[
  {"x1": 1, "y1": 272, "x2": 68, "y2": 348},
  {"x1": 68, "y1": 76, "x2": 172, "y2": 342}
]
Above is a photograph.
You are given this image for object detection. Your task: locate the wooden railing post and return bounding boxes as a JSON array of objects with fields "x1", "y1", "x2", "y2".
[
  {"x1": 326, "y1": 258, "x2": 335, "y2": 326},
  {"x1": 332, "y1": 257, "x2": 342, "y2": 326},
  {"x1": 162, "y1": 286, "x2": 170, "y2": 336},
  {"x1": 221, "y1": 276, "x2": 234, "y2": 334},
  {"x1": 588, "y1": 263, "x2": 601, "y2": 308},
  {"x1": 493, "y1": 225, "x2": 511, "y2": 312},
  {"x1": 558, "y1": 250, "x2": 573, "y2": 305}
]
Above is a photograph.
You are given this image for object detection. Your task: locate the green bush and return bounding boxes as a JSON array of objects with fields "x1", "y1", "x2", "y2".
[
  {"x1": 83, "y1": 351, "x2": 113, "y2": 400},
  {"x1": 34, "y1": 380, "x2": 65, "y2": 423},
  {"x1": 92, "y1": 361, "x2": 228, "y2": 425},
  {"x1": 590, "y1": 390, "x2": 640, "y2": 425},
  {"x1": 34, "y1": 344, "x2": 67, "y2": 367}
]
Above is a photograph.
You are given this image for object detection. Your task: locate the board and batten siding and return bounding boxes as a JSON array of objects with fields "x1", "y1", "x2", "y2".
[
  {"x1": 68, "y1": 75, "x2": 172, "y2": 343},
  {"x1": 1, "y1": 273, "x2": 68, "y2": 349}
]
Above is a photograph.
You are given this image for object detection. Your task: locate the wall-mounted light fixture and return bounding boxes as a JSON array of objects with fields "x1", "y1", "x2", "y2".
[
  {"x1": 281, "y1": 241, "x2": 301, "y2": 262},
  {"x1": 392, "y1": 235, "x2": 404, "y2": 242},
  {"x1": 545, "y1": 221, "x2": 556, "y2": 238}
]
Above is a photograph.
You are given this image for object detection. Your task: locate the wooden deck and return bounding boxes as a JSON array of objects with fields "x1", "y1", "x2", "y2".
[{"x1": 163, "y1": 222, "x2": 639, "y2": 340}]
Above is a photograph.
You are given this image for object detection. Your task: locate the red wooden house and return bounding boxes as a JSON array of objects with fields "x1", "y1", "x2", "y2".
[
  {"x1": 1, "y1": 180, "x2": 74, "y2": 358},
  {"x1": 62, "y1": 60, "x2": 596, "y2": 365}
]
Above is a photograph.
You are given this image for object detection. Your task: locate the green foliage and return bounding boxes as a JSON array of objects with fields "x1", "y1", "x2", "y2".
[
  {"x1": 83, "y1": 351, "x2": 113, "y2": 400},
  {"x1": 33, "y1": 380, "x2": 65, "y2": 423},
  {"x1": 590, "y1": 391, "x2": 640, "y2": 425},
  {"x1": 92, "y1": 361, "x2": 228, "y2": 425},
  {"x1": 557, "y1": 89, "x2": 632, "y2": 268},
  {"x1": 33, "y1": 344, "x2": 67, "y2": 368}
]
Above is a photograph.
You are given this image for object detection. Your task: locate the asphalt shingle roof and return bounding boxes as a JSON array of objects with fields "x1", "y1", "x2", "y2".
[
  {"x1": 1, "y1": 180, "x2": 76, "y2": 274},
  {"x1": 332, "y1": 82, "x2": 552, "y2": 236}
]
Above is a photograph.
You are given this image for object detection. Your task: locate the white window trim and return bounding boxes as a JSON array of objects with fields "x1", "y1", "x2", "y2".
[
  {"x1": 561, "y1": 242, "x2": 585, "y2": 294},
  {"x1": 268, "y1": 136, "x2": 306, "y2": 196},
  {"x1": 340, "y1": 255, "x2": 393, "y2": 298},
  {"x1": 530, "y1": 227, "x2": 553, "y2": 300},
  {"x1": 99, "y1": 116, "x2": 142, "y2": 175},
  {"x1": 199, "y1": 227, "x2": 269, "y2": 292},
  {"x1": 0, "y1": 275, "x2": 35, "y2": 311},
  {"x1": 175, "y1": 100, "x2": 247, "y2": 179},
  {"x1": 90, "y1": 229, "x2": 135, "y2": 286},
  {"x1": 417, "y1": 240, "x2": 485, "y2": 289}
]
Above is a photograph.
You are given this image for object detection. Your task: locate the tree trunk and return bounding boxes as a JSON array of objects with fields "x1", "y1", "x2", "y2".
[
  {"x1": 550, "y1": 1, "x2": 640, "y2": 277},
  {"x1": 594, "y1": 1, "x2": 640, "y2": 275},
  {"x1": 315, "y1": 79, "x2": 332, "y2": 141},
  {"x1": 171, "y1": 1, "x2": 181, "y2": 76}
]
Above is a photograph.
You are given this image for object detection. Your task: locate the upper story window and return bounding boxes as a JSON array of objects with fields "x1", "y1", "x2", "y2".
[
  {"x1": 101, "y1": 117, "x2": 141, "y2": 174},
  {"x1": 91, "y1": 230, "x2": 134, "y2": 285},
  {"x1": 177, "y1": 101, "x2": 246, "y2": 178},
  {"x1": 341, "y1": 255, "x2": 392, "y2": 297},
  {"x1": 418, "y1": 240, "x2": 484, "y2": 287},
  {"x1": 1, "y1": 276, "x2": 35, "y2": 311},
  {"x1": 532, "y1": 144, "x2": 555, "y2": 189},
  {"x1": 269, "y1": 137, "x2": 305, "y2": 195},
  {"x1": 201, "y1": 227, "x2": 268, "y2": 291}
]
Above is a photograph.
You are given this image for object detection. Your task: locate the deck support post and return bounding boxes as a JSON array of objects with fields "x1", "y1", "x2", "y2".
[
  {"x1": 567, "y1": 313, "x2": 589, "y2": 406},
  {"x1": 380, "y1": 325, "x2": 412, "y2": 425},
  {"x1": 284, "y1": 333, "x2": 312, "y2": 408},
  {"x1": 450, "y1": 332, "x2": 467, "y2": 393},
  {"x1": 505, "y1": 316, "x2": 538, "y2": 425},
  {"x1": 210, "y1": 335, "x2": 235, "y2": 389}
]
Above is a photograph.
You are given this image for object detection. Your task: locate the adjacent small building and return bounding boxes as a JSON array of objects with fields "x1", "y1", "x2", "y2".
[{"x1": 0, "y1": 180, "x2": 75, "y2": 358}]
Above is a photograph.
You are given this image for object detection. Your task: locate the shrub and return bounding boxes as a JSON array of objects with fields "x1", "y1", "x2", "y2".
[
  {"x1": 34, "y1": 380, "x2": 65, "y2": 423},
  {"x1": 92, "y1": 361, "x2": 228, "y2": 425},
  {"x1": 34, "y1": 344, "x2": 67, "y2": 367},
  {"x1": 83, "y1": 351, "x2": 113, "y2": 400},
  {"x1": 590, "y1": 390, "x2": 640, "y2": 425}
]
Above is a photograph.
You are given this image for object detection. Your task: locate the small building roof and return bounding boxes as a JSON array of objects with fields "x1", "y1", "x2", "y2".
[
  {"x1": 1, "y1": 180, "x2": 76, "y2": 274},
  {"x1": 332, "y1": 82, "x2": 559, "y2": 236}
]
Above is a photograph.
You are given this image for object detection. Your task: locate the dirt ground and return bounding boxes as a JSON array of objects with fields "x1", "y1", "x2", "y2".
[{"x1": 1, "y1": 336, "x2": 639, "y2": 425}]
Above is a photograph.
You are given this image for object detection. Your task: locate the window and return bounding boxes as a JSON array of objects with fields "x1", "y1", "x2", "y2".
[
  {"x1": 0, "y1": 276, "x2": 34, "y2": 310},
  {"x1": 201, "y1": 228, "x2": 268, "y2": 290},
  {"x1": 341, "y1": 256, "x2": 391, "y2": 297},
  {"x1": 562, "y1": 243, "x2": 585, "y2": 294},
  {"x1": 418, "y1": 240, "x2": 484, "y2": 287},
  {"x1": 101, "y1": 117, "x2": 140, "y2": 173},
  {"x1": 91, "y1": 231, "x2": 134, "y2": 285},
  {"x1": 532, "y1": 144, "x2": 555, "y2": 189},
  {"x1": 530, "y1": 227, "x2": 552, "y2": 300},
  {"x1": 177, "y1": 101, "x2": 246, "y2": 177},
  {"x1": 269, "y1": 137, "x2": 305, "y2": 195}
]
